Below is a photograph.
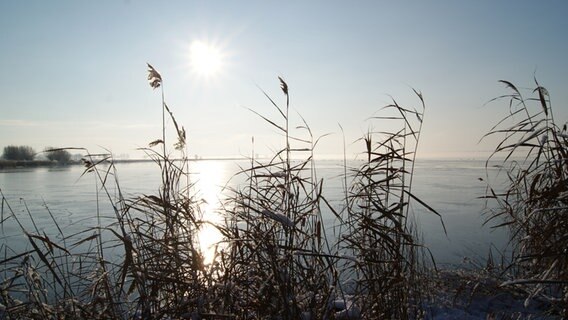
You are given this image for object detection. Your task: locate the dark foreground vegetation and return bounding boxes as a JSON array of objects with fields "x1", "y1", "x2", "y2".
[
  {"x1": 0, "y1": 66, "x2": 565, "y2": 319},
  {"x1": 481, "y1": 80, "x2": 568, "y2": 317}
]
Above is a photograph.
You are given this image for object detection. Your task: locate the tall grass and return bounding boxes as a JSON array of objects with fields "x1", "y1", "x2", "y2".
[
  {"x1": 214, "y1": 77, "x2": 336, "y2": 318},
  {"x1": 482, "y1": 79, "x2": 568, "y2": 317},
  {"x1": 0, "y1": 150, "x2": 131, "y2": 318},
  {"x1": 0, "y1": 65, "x2": 205, "y2": 319},
  {"x1": 0, "y1": 65, "x2": 441, "y2": 319},
  {"x1": 121, "y1": 64, "x2": 206, "y2": 318},
  {"x1": 338, "y1": 91, "x2": 443, "y2": 318}
]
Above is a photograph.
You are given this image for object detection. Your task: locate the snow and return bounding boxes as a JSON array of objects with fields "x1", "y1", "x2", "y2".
[
  {"x1": 261, "y1": 209, "x2": 294, "y2": 228},
  {"x1": 424, "y1": 269, "x2": 561, "y2": 319}
]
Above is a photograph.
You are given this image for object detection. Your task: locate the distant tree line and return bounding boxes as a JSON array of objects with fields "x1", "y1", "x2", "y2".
[
  {"x1": 1, "y1": 145, "x2": 72, "y2": 164},
  {"x1": 1, "y1": 145, "x2": 35, "y2": 161}
]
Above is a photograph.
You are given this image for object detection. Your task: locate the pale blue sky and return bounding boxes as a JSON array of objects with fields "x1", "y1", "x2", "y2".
[{"x1": 1, "y1": 1, "x2": 567, "y2": 159}]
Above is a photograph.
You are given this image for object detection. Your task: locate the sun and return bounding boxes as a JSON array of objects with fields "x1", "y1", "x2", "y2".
[{"x1": 188, "y1": 40, "x2": 223, "y2": 78}]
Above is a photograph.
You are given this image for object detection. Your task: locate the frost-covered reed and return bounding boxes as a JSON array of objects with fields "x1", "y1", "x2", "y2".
[{"x1": 482, "y1": 80, "x2": 568, "y2": 317}]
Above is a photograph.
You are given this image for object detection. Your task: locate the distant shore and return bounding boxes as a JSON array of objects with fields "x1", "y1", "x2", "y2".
[
  {"x1": 0, "y1": 159, "x2": 81, "y2": 169},
  {"x1": 0, "y1": 157, "x2": 247, "y2": 169}
]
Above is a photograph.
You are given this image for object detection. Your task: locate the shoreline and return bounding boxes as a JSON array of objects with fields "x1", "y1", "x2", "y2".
[
  {"x1": 0, "y1": 157, "x2": 248, "y2": 169},
  {"x1": 0, "y1": 159, "x2": 82, "y2": 169}
]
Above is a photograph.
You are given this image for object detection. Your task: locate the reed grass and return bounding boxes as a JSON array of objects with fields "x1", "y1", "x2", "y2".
[
  {"x1": 0, "y1": 65, "x2": 206, "y2": 319},
  {"x1": 212, "y1": 77, "x2": 336, "y2": 318},
  {"x1": 482, "y1": 79, "x2": 568, "y2": 317},
  {"x1": 0, "y1": 151, "x2": 130, "y2": 318},
  {"x1": 337, "y1": 91, "x2": 443, "y2": 319},
  {"x1": 0, "y1": 65, "x2": 443, "y2": 319}
]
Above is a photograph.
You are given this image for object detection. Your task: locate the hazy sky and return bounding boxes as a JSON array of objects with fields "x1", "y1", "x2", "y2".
[{"x1": 1, "y1": 1, "x2": 567, "y2": 159}]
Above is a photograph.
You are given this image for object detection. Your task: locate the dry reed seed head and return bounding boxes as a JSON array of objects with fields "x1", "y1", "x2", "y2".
[
  {"x1": 147, "y1": 63, "x2": 162, "y2": 89},
  {"x1": 149, "y1": 139, "x2": 164, "y2": 147},
  {"x1": 534, "y1": 86, "x2": 550, "y2": 116},
  {"x1": 278, "y1": 76, "x2": 288, "y2": 95}
]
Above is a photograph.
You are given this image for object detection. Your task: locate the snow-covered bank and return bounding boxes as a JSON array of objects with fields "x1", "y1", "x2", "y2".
[{"x1": 425, "y1": 269, "x2": 561, "y2": 319}]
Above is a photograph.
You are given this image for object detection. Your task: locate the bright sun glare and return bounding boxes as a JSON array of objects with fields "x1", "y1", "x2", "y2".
[
  {"x1": 193, "y1": 161, "x2": 226, "y2": 265},
  {"x1": 189, "y1": 40, "x2": 223, "y2": 77}
]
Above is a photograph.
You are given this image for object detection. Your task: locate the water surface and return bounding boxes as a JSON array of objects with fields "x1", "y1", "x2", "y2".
[{"x1": 0, "y1": 159, "x2": 509, "y2": 266}]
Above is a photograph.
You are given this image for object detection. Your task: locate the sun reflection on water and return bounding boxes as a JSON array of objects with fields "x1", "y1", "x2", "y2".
[{"x1": 191, "y1": 160, "x2": 227, "y2": 265}]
